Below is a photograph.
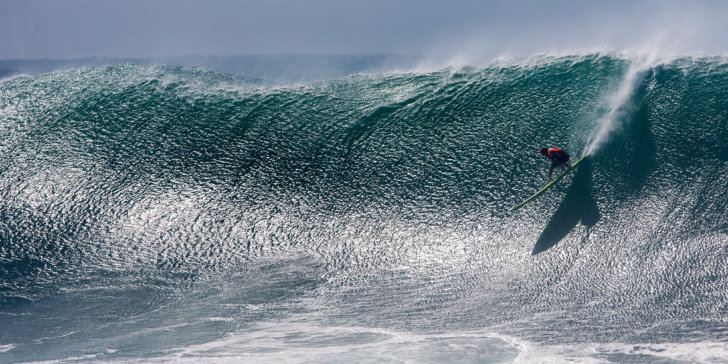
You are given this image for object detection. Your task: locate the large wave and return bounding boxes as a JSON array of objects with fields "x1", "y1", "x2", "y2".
[{"x1": 1, "y1": 54, "x2": 727, "y2": 362}]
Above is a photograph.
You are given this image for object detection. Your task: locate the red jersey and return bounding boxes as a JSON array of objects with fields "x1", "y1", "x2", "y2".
[{"x1": 547, "y1": 148, "x2": 565, "y2": 158}]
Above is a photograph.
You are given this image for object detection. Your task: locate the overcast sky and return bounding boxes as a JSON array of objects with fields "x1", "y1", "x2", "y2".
[{"x1": 1, "y1": 0, "x2": 727, "y2": 60}]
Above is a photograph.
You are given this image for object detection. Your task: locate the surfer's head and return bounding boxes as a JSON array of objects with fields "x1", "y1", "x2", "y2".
[{"x1": 540, "y1": 147, "x2": 548, "y2": 156}]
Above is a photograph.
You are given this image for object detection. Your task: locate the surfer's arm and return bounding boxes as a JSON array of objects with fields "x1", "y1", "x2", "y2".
[{"x1": 547, "y1": 165, "x2": 554, "y2": 181}]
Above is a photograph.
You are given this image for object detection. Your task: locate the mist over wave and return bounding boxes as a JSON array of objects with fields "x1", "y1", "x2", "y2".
[
  {"x1": 1, "y1": 54, "x2": 728, "y2": 362},
  {"x1": 0, "y1": 54, "x2": 419, "y2": 84}
]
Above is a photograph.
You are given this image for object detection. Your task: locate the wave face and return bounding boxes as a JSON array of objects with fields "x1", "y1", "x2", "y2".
[{"x1": 1, "y1": 55, "x2": 728, "y2": 362}]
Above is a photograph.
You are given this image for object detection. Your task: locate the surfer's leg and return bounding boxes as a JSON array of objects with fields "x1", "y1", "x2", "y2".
[{"x1": 561, "y1": 155, "x2": 570, "y2": 168}]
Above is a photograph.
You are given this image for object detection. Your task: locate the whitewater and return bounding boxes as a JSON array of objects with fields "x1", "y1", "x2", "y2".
[{"x1": 1, "y1": 54, "x2": 728, "y2": 363}]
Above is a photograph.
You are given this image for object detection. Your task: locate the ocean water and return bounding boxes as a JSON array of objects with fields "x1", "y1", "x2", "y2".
[{"x1": 1, "y1": 54, "x2": 728, "y2": 363}]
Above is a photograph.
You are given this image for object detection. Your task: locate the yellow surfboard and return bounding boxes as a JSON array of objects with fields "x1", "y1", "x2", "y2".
[{"x1": 509, "y1": 154, "x2": 588, "y2": 212}]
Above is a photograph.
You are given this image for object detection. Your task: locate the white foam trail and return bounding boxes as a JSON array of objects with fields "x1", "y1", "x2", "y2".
[
  {"x1": 583, "y1": 57, "x2": 661, "y2": 156},
  {"x1": 514, "y1": 340, "x2": 728, "y2": 364}
]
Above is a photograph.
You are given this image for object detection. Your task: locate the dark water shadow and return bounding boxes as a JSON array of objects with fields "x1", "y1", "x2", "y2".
[
  {"x1": 532, "y1": 159, "x2": 600, "y2": 254},
  {"x1": 619, "y1": 69, "x2": 657, "y2": 196},
  {"x1": 598, "y1": 67, "x2": 657, "y2": 198}
]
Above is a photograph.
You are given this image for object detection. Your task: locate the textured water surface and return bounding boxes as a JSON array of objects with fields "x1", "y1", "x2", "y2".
[{"x1": 1, "y1": 55, "x2": 728, "y2": 362}]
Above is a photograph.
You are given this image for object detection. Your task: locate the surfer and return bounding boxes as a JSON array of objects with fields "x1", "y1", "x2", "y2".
[{"x1": 540, "y1": 147, "x2": 570, "y2": 182}]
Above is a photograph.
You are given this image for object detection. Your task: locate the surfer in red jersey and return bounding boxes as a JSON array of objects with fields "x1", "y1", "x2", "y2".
[{"x1": 540, "y1": 147, "x2": 571, "y2": 182}]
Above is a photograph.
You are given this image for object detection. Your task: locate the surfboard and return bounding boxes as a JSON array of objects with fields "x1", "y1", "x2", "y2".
[{"x1": 509, "y1": 154, "x2": 588, "y2": 212}]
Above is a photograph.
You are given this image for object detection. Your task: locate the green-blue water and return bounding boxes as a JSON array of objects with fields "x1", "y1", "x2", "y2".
[{"x1": 1, "y1": 54, "x2": 728, "y2": 362}]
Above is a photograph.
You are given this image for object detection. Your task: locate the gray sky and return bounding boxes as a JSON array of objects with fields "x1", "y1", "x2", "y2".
[{"x1": 1, "y1": 0, "x2": 727, "y2": 60}]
